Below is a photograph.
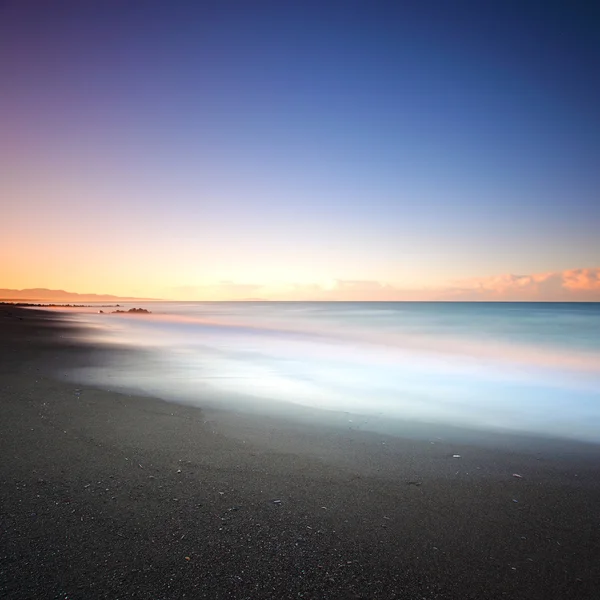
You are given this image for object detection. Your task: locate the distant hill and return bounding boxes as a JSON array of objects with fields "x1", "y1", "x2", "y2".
[{"x1": 0, "y1": 288, "x2": 158, "y2": 302}]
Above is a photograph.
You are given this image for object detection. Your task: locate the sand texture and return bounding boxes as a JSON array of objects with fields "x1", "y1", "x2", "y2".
[{"x1": 1, "y1": 306, "x2": 600, "y2": 599}]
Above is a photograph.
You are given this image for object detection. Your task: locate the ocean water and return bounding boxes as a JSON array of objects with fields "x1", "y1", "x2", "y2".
[{"x1": 56, "y1": 302, "x2": 600, "y2": 443}]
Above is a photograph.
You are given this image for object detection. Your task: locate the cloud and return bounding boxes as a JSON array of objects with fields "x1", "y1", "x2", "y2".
[
  {"x1": 270, "y1": 268, "x2": 600, "y2": 301},
  {"x1": 166, "y1": 267, "x2": 600, "y2": 301},
  {"x1": 444, "y1": 267, "x2": 600, "y2": 301},
  {"x1": 562, "y1": 268, "x2": 600, "y2": 291},
  {"x1": 327, "y1": 280, "x2": 415, "y2": 300},
  {"x1": 266, "y1": 280, "x2": 429, "y2": 301}
]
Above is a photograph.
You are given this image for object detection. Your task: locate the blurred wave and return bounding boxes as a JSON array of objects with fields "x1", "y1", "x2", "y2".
[{"x1": 57, "y1": 302, "x2": 600, "y2": 442}]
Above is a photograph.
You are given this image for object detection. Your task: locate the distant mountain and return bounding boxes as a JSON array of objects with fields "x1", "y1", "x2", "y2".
[{"x1": 0, "y1": 288, "x2": 158, "y2": 302}]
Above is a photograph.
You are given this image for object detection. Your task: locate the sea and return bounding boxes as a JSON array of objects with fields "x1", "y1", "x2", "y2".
[{"x1": 52, "y1": 302, "x2": 600, "y2": 445}]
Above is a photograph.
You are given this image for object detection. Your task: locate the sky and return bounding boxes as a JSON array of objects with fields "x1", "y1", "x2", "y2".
[{"x1": 1, "y1": 0, "x2": 599, "y2": 300}]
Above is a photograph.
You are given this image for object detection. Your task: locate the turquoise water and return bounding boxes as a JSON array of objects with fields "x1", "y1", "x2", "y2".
[{"x1": 61, "y1": 302, "x2": 600, "y2": 443}]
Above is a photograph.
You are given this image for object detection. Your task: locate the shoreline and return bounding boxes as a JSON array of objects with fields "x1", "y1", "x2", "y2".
[{"x1": 1, "y1": 306, "x2": 600, "y2": 599}]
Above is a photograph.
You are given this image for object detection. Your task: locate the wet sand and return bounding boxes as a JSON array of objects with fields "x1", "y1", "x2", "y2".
[{"x1": 1, "y1": 306, "x2": 600, "y2": 599}]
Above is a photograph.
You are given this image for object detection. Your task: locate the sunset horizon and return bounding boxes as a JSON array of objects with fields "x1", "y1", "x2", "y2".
[
  {"x1": 2, "y1": 263, "x2": 600, "y2": 302},
  {"x1": 2, "y1": 2, "x2": 598, "y2": 303}
]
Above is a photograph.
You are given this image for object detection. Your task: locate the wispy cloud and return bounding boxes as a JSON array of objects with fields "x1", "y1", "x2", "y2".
[
  {"x1": 167, "y1": 267, "x2": 600, "y2": 301},
  {"x1": 445, "y1": 267, "x2": 600, "y2": 301},
  {"x1": 255, "y1": 280, "x2": 430, "y2": 301}
]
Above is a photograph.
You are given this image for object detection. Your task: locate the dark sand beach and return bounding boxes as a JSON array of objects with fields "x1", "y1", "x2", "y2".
[{"x1": 1, "y1": 307, "x2": 600, "y2": 599}]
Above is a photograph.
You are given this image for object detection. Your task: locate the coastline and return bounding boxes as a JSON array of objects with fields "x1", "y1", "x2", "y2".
[{"x1": 1, "y1": 306, "x2": 600, "y2": 599}]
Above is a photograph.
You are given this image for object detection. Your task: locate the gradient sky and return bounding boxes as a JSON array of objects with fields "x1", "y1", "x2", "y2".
[{"x1": 1, "y1": 0, "x2": 599, "y2": 300}]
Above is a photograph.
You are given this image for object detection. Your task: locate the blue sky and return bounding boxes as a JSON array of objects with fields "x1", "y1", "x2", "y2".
[{"x1": 1, "y1": 0, "x2": 598, "y2": 299}]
